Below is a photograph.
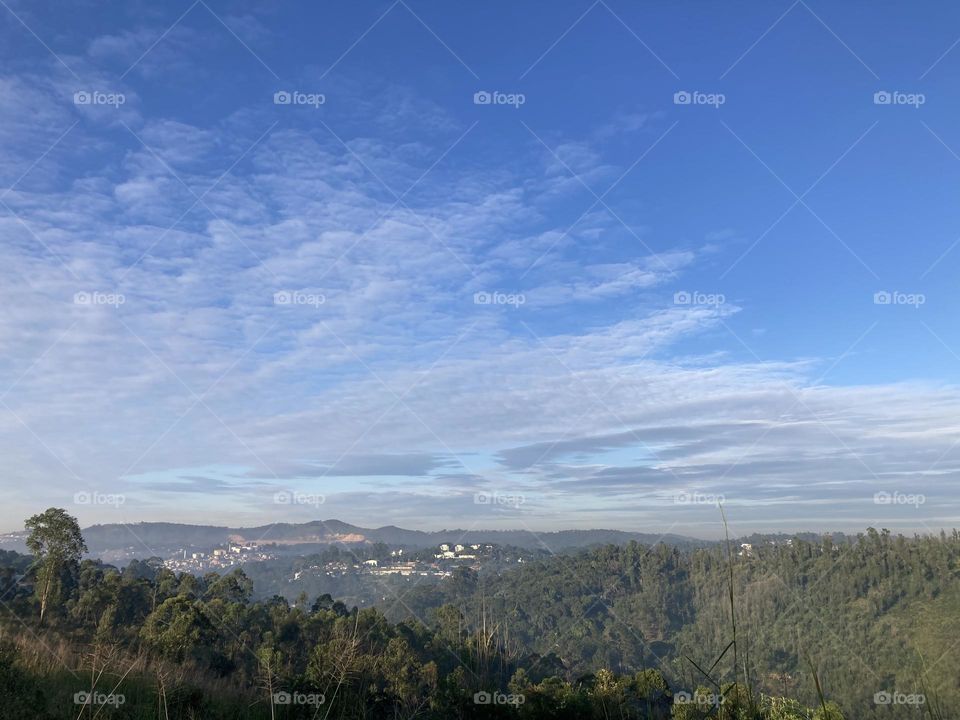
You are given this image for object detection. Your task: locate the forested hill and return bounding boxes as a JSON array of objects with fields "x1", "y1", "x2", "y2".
[{"x1": 397, "y1": 528, "x2": 960, "y2": 716}]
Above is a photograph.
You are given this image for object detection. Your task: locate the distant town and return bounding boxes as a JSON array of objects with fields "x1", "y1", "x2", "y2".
[
  {"x1": 162, "y1": 542, "x2": 278, "y2": 572},
  {"x1": 161, "y1": 541, "x2": 523, "y2": 581}
]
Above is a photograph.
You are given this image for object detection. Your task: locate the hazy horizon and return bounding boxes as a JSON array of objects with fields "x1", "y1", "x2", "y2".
[
  {"x1": 2, "y1": 511, "x2": 953, "y2": 545},
  {"x1": 3, "y1": 1, "x2": 960, "y2": 538}
]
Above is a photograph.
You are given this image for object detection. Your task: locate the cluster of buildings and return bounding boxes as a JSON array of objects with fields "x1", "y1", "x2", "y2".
[
  {"x1": 435, "y1": 543, "x2": 490, "y2": 560},
  {"x1": 365, "y1": 560, "x2": 439, "y2": 577},
  {"x1": 163, "y1": 543, "x2": 276, "y2": 572},
  {"x1": 290, "y1": 543, "x2": 505, "y2": 583},
  {"x1": 738, "y1": 538, "x2": 797, "y2": 558}
]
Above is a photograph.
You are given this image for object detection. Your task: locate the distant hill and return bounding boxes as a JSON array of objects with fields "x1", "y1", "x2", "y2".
[{"x1": 0, "y1": 519, "x2": 711, "y2": 557}]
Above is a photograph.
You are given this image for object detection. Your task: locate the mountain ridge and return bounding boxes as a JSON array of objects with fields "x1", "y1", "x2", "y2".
[{"x1": 0, "y1": 518, "x2": 712, "y2": 555}]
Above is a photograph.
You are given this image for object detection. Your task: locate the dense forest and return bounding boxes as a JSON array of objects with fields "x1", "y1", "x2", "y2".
[
  {"x1": 399, "y1": 527, "x2": 959, "y2": 715},
  {"x1": 1, "y1": 509, "x2": 954, "y2": 718}
]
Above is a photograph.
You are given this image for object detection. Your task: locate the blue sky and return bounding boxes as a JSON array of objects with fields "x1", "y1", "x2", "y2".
[{"x1": 2, "y1": 0, "x2": 960, "y2": 537}]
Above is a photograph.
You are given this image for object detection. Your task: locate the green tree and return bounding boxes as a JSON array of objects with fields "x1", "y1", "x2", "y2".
[
  {"x1": 256, "y1": 642, "x2": 283, "y2": 720},
  {"x1": 140, "y1": 595, "x2": 213, "y2": 661},
  {"x1": 204, "y1": 568, "x2": 253, "y2": 604},
  {"x1": 812, "y1": 700, "x2": 845, "y2": 720},
  {"x1": 24, "y1": 508, "x2": 87, "y2": 624},
  {"x1": 762, "y1": 695, "x2": 810, "y2": 720}
]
